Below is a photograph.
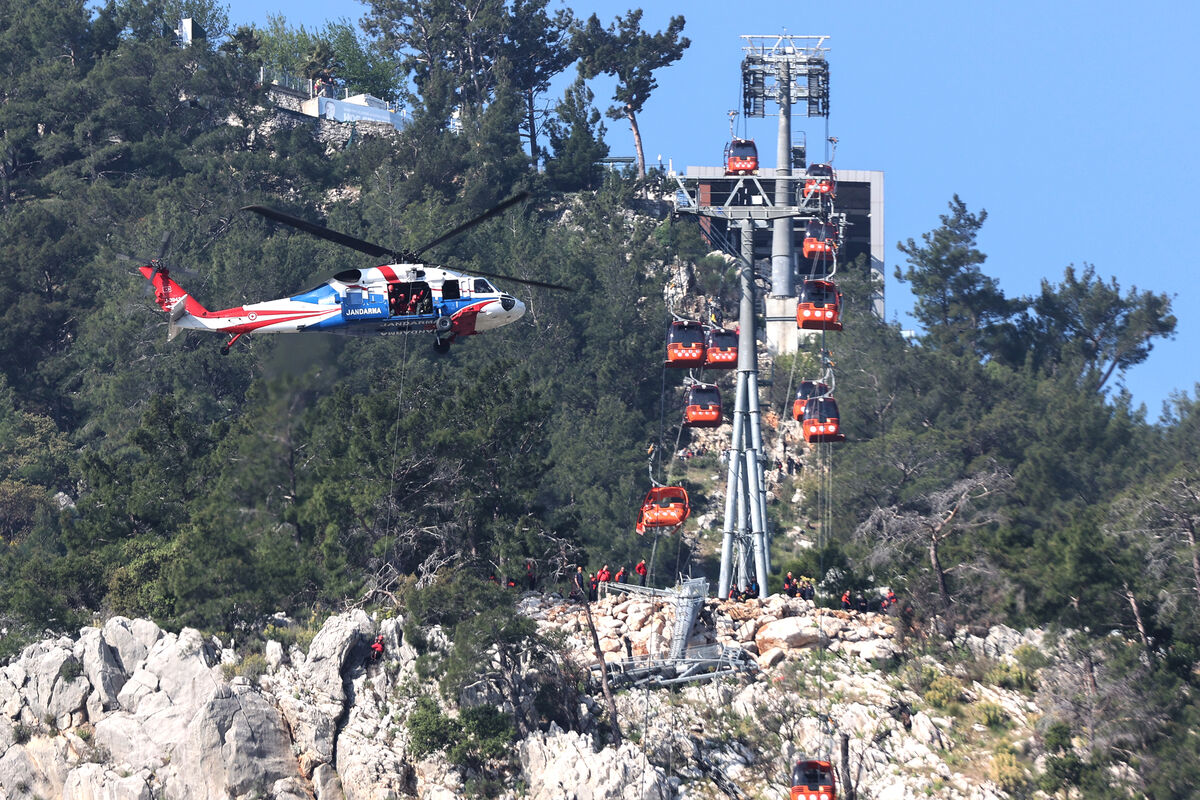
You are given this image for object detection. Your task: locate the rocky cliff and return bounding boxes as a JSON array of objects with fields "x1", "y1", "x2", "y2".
[{"x1": 0, "y1": 592, "x2": 1062, "y2": 799}]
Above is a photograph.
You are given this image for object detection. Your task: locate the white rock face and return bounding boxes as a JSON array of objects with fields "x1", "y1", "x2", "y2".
[
  {"x1": 520, "y1": 727, "x2": 668, "y2": 800},
  {"x1": 271, "y1": 608, "x2": 375, "y2": 776},
  {"x1": 0, "y1": 593, "x2": 1066, "y2": 800}
]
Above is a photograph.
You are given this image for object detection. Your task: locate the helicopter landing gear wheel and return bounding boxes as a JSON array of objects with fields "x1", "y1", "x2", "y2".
[{"x1": 435, "y1": 315, "x2": 452, "y2": 334}]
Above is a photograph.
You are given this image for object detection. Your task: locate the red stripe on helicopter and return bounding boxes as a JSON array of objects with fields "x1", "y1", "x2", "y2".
[
  {"x1": 221, "y1": 310, "x2": 339, "y2": 334},
  {"x1": 378, "y1": 266, "x2": 398, "y2": 281}
]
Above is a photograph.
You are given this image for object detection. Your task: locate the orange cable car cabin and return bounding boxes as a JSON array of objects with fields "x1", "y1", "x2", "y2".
[
  {"x1": 803, "y1": 163, "x2": 836, "y2": 200},
  {"x1": 665, "y1": 320, "x2": 706, "y2": 368},
  {"x1": 802, "y1": 220, "x2": 839, "y2": 259},
  {"x1": 797, "y1": 279, "x2": 843, "y2": 331},
  {"x1": 684, "y1": 383, "x2": 722, "y2": 428},
  {"x1": 724, "y1": 138, "x2": 758, "y2": 175},
  {"x1": 791, "y1": 759, "x2": 837, "y2": 800},
  {"x1": 792, "y1": 379, "x2": 830, "y2": 421},
  {"x1": 802, "y1": 396, "x2": 845, "y2": 443},
  {"x1": 635, "y1": 486, "x2": 691, "y2": 534},
  {"x1": 703, "y1": 327, "x2": 738, "y2": 368}
]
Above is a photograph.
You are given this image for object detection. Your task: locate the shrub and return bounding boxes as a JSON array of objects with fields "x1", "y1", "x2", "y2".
[
  {"x1": 984, "y1": 661, "x2": 1034, "y2": 691},
  {"x1": 58, "y1": 658, "x2": 83, "y2": 682},
  {"x1": 1014, "y1": 644, "x2": 1050, "y2": 672},
  {"x1": 923, "y1": 675, "x2": 964, "y2": 708},
  {"x1": 989, "y1": 752, "x2": 1026, "y2": 793},
  {"x1": 407, "y1": 697, "x2": 459, "y2": 758},
  {"x1": 237, "y1": 653, "x2": 269, "y2": 682},
  {"x1": 974, "y1": 701, "x2": 1009, "y2": 729}
]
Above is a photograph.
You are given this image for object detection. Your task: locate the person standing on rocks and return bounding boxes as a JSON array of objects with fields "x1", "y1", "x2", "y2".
[
  {"x1": 841, "y1": 589, "x2": 852, "y2": 610},
  {"x1": 783, "y1": 572, "x2": 797, "y2": 597},
  {"x1": 635, "y1": 559, "x2": 648, "y2": 586},
  {"x1": 614, "y1": 565, "x2": 627, "y2": 584},
  {"x1": 572, "y1": 566, "x2": 587, "y2": 602}
]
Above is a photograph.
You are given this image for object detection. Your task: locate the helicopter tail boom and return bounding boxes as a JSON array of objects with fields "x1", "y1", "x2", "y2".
[{"x1": 139, "y1": 265, "x2": 209, "y2": 317}]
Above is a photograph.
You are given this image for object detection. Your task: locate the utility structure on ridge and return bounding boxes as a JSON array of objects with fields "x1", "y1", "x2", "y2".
[{"x1": 673, "y1": 35, "x2": 837, "y2": 598}]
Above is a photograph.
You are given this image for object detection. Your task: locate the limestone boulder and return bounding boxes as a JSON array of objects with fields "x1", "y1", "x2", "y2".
[
  {"x1": 275, "y1": 609, "x2": 374, "y2": 771},
  {"x1": 754, "y1": 617, "x2": 827, "y2": 653},
  {"x1": 165, "y1": 682, "x2": 296, "y2": 798},
  {"x1": 76, "y1": 627, "x2": 128, "y2": 719},
  {"x1": 62, "y1": 763, "x2": 154, "y2": 800},
  {"x1": 519, "y1": 727, "x2": 667, "y2": 800},
  {"x1": 101, "y1": 617, "x2": 162, "y2": 675}
]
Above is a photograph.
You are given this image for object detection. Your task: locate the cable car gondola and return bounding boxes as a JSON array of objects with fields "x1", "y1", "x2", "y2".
[
  {"x1": 684, "y1": 383, "x2": 722, "y2": 428},
  {"x1": 665, "y1": 320, "x2": 706, "y2": 368},
  {"x1": 792, "y1": 380, "x2": 830, "y2": 421},
  {"x1": 802, "y1": 220, "x2": 839, "y2": 259},
  {"x1": 803, "y1": 163, "x2": 836, "y2": 200},
  {"x1": 791, "y1": 759, "x2": 837, "y2": 800},
  {"x1": 703, "y1": 327, "x2": 738, "y2": 368},
  {"x1": 635, "y1": 486, "x2": 691, "y2": 534},
  {"x1": 724, "y1": 138, "x2": 758, "y2": 175},
  {"x1": 802, "y1": 396, "x2": 845, "y2": 443},
  {"x1": 797, "y1": 279, "x2": 843, "y2": 331}
]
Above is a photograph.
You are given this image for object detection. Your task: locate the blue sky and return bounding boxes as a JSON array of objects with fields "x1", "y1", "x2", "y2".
[{"x1": 226, "y1": 0, "x2": 1200, "y2": 417}]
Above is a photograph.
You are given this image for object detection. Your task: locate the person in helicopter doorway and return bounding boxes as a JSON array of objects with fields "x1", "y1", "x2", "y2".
[{"x1": 370, "y1": 634, "x2": 384, "y2": 661}]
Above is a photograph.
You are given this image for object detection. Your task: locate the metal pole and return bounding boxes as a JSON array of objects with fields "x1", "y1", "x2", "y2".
[
  {"x1": 747, "y1": 367, "x2": 771, "y2": 579},
  {"x1": 718, "y1": 394, "x2": 743, "y2": 599},
  {"x1": 770, "y1": 58, "x2": 794, "y2": 298}
]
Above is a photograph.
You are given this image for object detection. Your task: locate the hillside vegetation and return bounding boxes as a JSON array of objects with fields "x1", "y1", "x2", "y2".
[{"x1": 1, "y1": 2, "x2": 1198, "y2": 796}]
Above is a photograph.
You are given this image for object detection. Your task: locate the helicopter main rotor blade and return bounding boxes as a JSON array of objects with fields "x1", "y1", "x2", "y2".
[
  {"x1": 241, "y1": 205, "x2": 405, "y2": 261},
  {"x1": 412, "y1": 191, "x2": 530, "y2": 259},
  {"x1": 465, "y1": 266, "x2": 572, "y2": 292}
]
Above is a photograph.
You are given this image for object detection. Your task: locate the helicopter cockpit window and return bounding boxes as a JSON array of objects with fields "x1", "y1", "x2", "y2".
[
  {"x1": 474, "y1": 278, "x2": 496, "y2": 294},
  {"x1": 334, "y1": 269, "x2": 362, "y2": 283}
]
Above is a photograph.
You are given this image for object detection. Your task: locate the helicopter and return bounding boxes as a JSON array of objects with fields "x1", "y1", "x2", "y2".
[{"x1": 139, "y1": 192, "x2": 568, "y2": 354}]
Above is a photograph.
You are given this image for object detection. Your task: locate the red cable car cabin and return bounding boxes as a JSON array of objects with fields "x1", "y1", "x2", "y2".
[
  {"x1": 803, "y1": 163, "x2": 836, "y2": 200},
  {"x1": 802, "y1": 397, "x2": 845, "y2": 443},
  {"x1": 704, "y1": 327, "x2": 738, "y2": 368},
  {"x1": 635, "y1": 486, "x2": 691, "y2": 534},
  {"x1": 792, "y1": 380, "x2": 830, "y2": 421},
  {"x1": 791, "y1": 759, "x2": 837, "y2": 800},
  {"x1": 802, "y1": 220, "x2": 839, "y2": 259},
  {"x1": 665, "y1": 320, "x2": 706, "y2": 367},
  {"x1": 684, "y1": 383, "x2": 722, "y2": 428},
  {"x1": 797, "y1": 279, "x2": 843, "y2": 331},
  {"x1": 724, "y1": 138, "x2": 758, "y2": 175}
]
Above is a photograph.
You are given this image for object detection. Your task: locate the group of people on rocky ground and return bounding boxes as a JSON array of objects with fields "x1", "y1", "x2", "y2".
[
  {"x1": 489, "y1": 560, "x2": 902, "y2": 616},
  {"x1": 569, "y1": 559, "x2": 649, "y2": 602}
]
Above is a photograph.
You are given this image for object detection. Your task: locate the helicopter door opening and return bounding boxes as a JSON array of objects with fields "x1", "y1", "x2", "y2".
[
  {"x1": 442, "y1": 279, "x2": 461, "y2": 300},
  {"x1": 389, "y1": 281, "x2": 434, "y2": 316},
  {"x1": 342, "y1": 287, "x2": 388, "y2": 319}
]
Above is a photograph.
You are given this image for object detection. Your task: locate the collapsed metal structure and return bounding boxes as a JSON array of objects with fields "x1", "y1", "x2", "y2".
[{"x1": 591, "y1": 579, "x2": 757, "y2": 689}]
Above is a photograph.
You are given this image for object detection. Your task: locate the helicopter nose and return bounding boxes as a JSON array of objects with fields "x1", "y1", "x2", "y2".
[
  {"x1": 505, "y1": 295, "x2": 525, "y2": 321},
  {"x1": 476, "y1": 295, "x2": 525, "y2": 331}
]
